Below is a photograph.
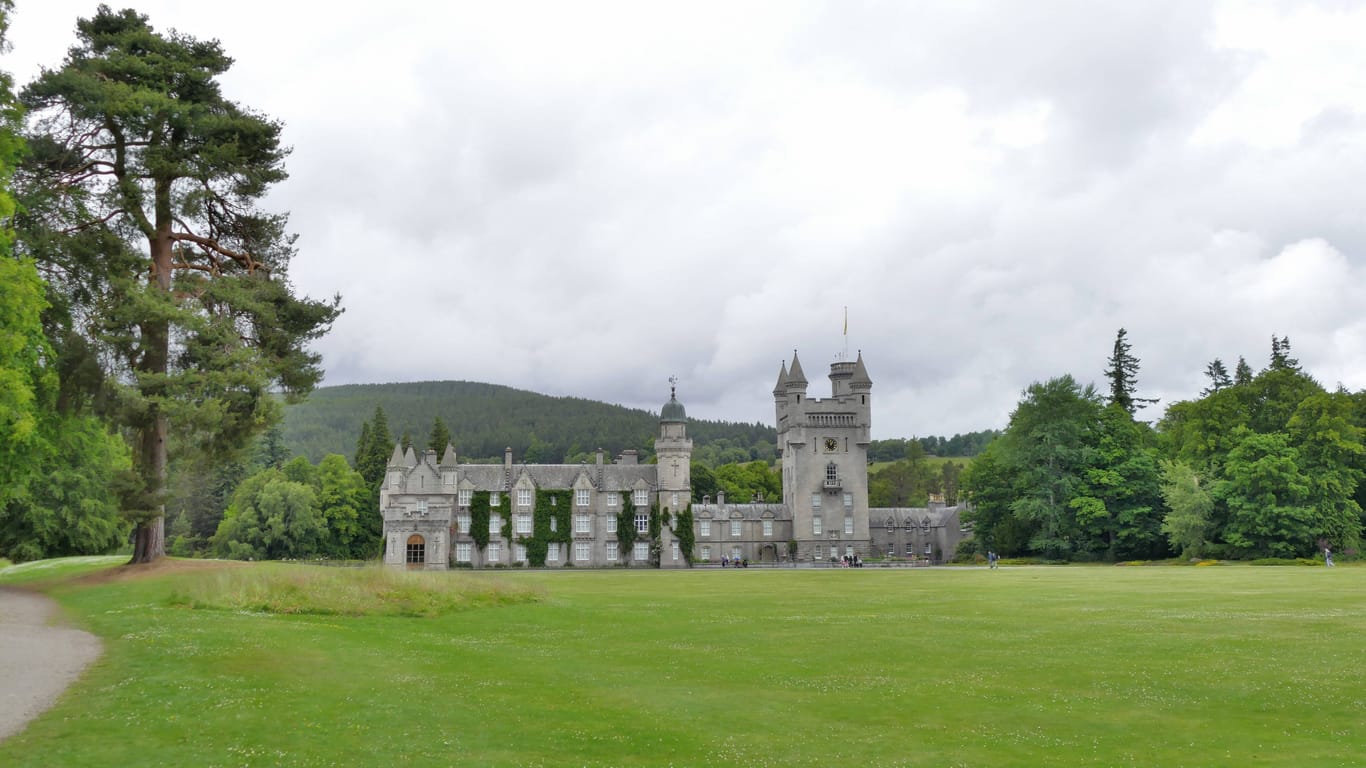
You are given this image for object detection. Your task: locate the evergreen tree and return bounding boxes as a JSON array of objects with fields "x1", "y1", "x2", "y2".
[
  {"x1": 1104, "y1": 328, "x2": 1157, "y2": 415},
  {"x1": 255, "y1": 423, "x2": 291, "y2": 470},
  {"x1": 356, "y1": 406, "x2": 392, "y2": 488},
  {"x1": 428, "y1": 417, "x2": 451, "y2": 454},
  {"x1": 1269, "y1": 335, "x2": 1300, "y2": 372},
  {"x1": 354, "y1": 418, "x2": 371, "y2": 471},
  {"x1": 1233, "y1": 356, "x2": 1254, "y2": 386},
  {"x1": 18, "y1": 8, "x2": 341, "y2": 562},
  {"x1": 1201, "y1": 358, "x2": 1232, "y2": 396}
]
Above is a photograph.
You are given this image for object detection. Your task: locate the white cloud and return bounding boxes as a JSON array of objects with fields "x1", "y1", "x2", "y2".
[{"x1": 7, "y1": 0, "x2": 1366, "y2": 442}]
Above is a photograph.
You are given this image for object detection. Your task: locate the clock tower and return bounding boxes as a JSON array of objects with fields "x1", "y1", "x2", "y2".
[{"x1": 774, "y1": 350, "x2": 872, "y2": 562}]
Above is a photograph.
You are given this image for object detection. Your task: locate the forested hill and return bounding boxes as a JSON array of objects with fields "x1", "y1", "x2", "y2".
[{"x1": 281, "y1": 380, "x2": 779, "y2": 465}]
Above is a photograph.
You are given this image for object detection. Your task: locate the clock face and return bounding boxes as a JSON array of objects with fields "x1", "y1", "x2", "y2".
[{"x1": 824, "y1": 437, "x2": 838, "y2": 452}]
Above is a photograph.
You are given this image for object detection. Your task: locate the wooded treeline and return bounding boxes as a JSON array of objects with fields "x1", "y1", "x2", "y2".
[
  {"x1": 962, "y1": 331, "x2": 1365, "y2": 562},
  {"x1": 280, "y1": 380, "x2": 782, "y2": 466}
]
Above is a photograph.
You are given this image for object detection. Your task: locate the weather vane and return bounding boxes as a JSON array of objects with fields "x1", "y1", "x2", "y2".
[{"x1": 669, "y1": 375, "x2": 678, "y2": 397}]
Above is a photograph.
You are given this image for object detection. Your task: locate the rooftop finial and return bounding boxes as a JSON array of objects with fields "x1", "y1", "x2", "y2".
[{"x1": 668, "y1": 374, "x2": 678, "y2": 398}]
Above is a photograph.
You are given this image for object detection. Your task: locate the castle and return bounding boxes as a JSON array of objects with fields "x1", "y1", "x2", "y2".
[{"x1": 381, "y1": 350, "x2": 968, "y2": 569}]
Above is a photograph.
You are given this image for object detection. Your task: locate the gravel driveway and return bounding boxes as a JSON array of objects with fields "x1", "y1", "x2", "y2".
[{"x1": 0, "y1": 587, "x2": 102, "y2": 742}]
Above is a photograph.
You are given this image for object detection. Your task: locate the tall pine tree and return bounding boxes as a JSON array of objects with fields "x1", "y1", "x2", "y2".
[
  {"x1": 1104, "y1": 328, "x2": 1157, "y2": 416},
  {"x1": 18, "y1": 8, "x2": 340, "y2": 561},
  {"x1": 428, "y1": 417, "x2": 451, "y2": 454}
]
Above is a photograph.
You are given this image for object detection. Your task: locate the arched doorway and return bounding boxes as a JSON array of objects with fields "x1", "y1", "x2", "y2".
[
  {"x1": 759, "y1": 544, "x2": 777, "y2": 563},
  {"x1": 406, "y1": 534, "x2": 426, "y2": 569}
]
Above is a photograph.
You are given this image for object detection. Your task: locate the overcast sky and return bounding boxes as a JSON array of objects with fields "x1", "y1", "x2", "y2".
[{"x1": 8, "y1": 1, "x2": 1366, "y2": 439}]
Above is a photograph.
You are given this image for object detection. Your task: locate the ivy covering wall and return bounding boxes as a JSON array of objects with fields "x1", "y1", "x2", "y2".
[
  {"x1": 617, "y1": 494, "x2": 638, "y2": 558},
  {"x1": 520, "y1": 489, "x2": 573, "y2": 566},
  {"x1": 674, "y1": 504, "x2": 695, "y2": 566},
  {"x1": 468, "y1": 490, "x2": 509, "y2": 552}
]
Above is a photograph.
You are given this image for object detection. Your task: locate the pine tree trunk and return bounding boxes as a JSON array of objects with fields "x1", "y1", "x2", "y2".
[{"x1": 129, "y1": 207, "x2": 175, "y2": 564}]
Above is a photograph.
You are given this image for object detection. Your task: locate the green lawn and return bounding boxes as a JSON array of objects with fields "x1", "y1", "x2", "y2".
[{"x1": 3, "y1": 562, "x2": 1363, "y2": 766}]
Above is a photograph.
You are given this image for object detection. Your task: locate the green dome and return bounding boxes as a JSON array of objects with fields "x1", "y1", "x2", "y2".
[{"x1": 660, "y1": 388, "x2": 686, "y2": 423}]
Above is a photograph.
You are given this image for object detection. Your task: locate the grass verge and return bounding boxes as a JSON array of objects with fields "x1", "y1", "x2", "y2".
[{"x1": 168, "y1": 563, "x2": 542, "y2": 616}]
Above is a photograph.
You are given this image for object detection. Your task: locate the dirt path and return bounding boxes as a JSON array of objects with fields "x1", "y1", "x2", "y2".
[{"x1": 0, "y1": 587, "x2": 103, "y2": 742}]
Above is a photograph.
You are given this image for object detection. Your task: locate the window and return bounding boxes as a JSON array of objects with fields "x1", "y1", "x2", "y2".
[
  {"x1": 490, "y1": 492, "x2": 500, "y2": 507},
  {"x1": 513, "y1": 543, "x2": 526, "y2": 562},
  {"x1": 699, "y1": 519, "x2": 711, "y2": 537},
  {"x1": 925, "y1": 543, "x2": 933, "y2": 556},
  {"x1": 844, "y1": 515, "x2": 854, "y2": 535},
  {"x1": 489, "y1": 515, "x2": 501, "y2": 537},
  {"x1": 811, "y1": 493, "x2": 822, "y2": 510},
  {"x1": 415, "y1": 499, "x2": 428, "y2": 515},
  {"x1": 672, "y1": 542, "x2": 680, "y2": 561},
  {"x1": 814, "y1": 545, "x2": 822, "y2": 560},
  {"x1": 635, "y1": 513, "x2": 649, "y2": 533},
  {"x1": 550, "y1": 516, "x2": 558, "y2": 532},
  {"x1": 547, "y1": 542, "x2": 561, "y2": 562},
  {"x1": 456, "y1": 513, "x2": 470, "y2": 534},
  {"x1": 487, "y1": 543, "x2": 500, "y2": 562},
  {"x1": 763, "y1": 519, "x2": 773, "y2": 537},
  {"x1": 906, "y1": 543, "x2": 914, "y2": 556},
  {"x1": 843, "y1": 493, "x2": 852, "y2": 509},
  {"x1": 730, "y1": 520, "x2": 741, "y2": 537},
  {"x1": 575, "y1": 541, "x2": 591, "y2": 561},
  {"x1": 455, "y1": 542, "x2": 472, "y2": 562},
  {"x1": 670, "y1": 492, "x2": 679, "y2": 508},
  {"x1": 458, "y1": 489, "x2": 471, "y2": 507},
  {"x1": 576, "y1": 489, "x2": 590, "y2": 507},
  {"x1": 633, "y1": 489, "x2": 648, "y2": 507},
  {"x1": 813, "y1": 516, "x2": 823, "y2": 536},
  {"x1": 701, "y1": 545, "x2": 711, "y2": 561},
  {"x1": 606, "y1": 543, "x2": 618, "y2": 562},
  {"x1": 826, "y1": 463, "x2": 838, "y2": 483},
  {"x1": 515, "y1": 514, "x2": 531, "y2": 535},
  {"x1": 575, "y1": 514, "x2": 590, "y2": 534},
  {"x1": 633, "y1": 542, "x2": 649, "y2": 561},
  {"x1": 517, "y1": 488, "x2": 532, "y2": 507},
  {"x1": 406, "y1": 535, "x2": 425, "y2": 564},
  {"x1": 845, "y1": 545, "x2": 853, "y2": 558},
  {"x1": 608, "y1": 493, "x2": 618, "y2": 507}
]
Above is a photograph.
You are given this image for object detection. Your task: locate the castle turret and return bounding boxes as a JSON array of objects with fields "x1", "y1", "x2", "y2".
[
  {"x1": 656, "y1": 378, "x2": 693, "y2": 569},
  {"x1": 777, "y1": 349, "x2": 872, "y2": 563},
  {"x1": 656, "y1": 378, "x2": 692, "y2": 504}
]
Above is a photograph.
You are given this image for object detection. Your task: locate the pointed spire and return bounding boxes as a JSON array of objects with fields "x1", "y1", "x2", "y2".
[
  {"x1": 389, "y1": 441, "x2": 404, "y2": 466},
  {"x1": 850, "y1": 350, "x2": 872, "y2": 389},
  {"x1": 772, "y1": 360, "x2": 789, "y2": 395},
  {"x1": 787, "y1": 349, "x2": 808, "y2": 387},
  {"x1": 403, "y1": 445, "x2": 417, "y2": 467},
  {"x1": 441, "y1": 443, "x2": 457, "y2": 466}
]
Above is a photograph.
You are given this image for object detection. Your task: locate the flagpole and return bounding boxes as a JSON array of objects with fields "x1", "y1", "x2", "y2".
[{"x1": 843, "y1": 306, "x2": 848, "y2": 361}]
